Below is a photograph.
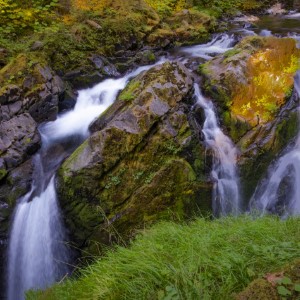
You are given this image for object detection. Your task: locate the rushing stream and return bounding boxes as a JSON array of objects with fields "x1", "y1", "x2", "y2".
[
  {"x1": 182, "y1": 33, "x2": 235, "y2": 59},
  {"x1": 5, "y1": 14, "x2": 300, "y2": 297},
  {"x1": 194, "y1": 84, "x2": 241, "y2": 216}
]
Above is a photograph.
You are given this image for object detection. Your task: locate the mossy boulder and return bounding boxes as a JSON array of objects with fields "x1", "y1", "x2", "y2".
[
  {"x1": 235, "y1": 260, "x2": 300, "y2": 299},
  {"x1": 200, "y1": 36, "x2": 300, "y2": 204},
  {"x1": 201, "y1": 36, "x2": 300, "y2": 129},
  {"x1": 58, "y1": 62, "x2": 211, "y2": 253}
]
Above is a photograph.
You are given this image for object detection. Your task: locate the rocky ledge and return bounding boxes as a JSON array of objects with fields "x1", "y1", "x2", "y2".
[{"x1": 57, "y1": 61, "x2": 212, "y2": 254}]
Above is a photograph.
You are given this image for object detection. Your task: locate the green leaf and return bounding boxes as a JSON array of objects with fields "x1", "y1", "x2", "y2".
[
  {"x1": 281, "y1": 277, "x2": 292, "y2": 285},
  {"x1": 277, "y1": 285, "x2": 291, "y2": 296},
  {"x1": 294, "y1": 284, "x2": 300, "y2": 292}
]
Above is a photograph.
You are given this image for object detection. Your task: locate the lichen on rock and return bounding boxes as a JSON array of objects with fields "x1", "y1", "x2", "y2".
[
  {"x1": 58, "y1": 61, "x2": 211, "y2": 253},
  {"x1": 200, "y1": 35, "x2": 300, "y2": 205}
]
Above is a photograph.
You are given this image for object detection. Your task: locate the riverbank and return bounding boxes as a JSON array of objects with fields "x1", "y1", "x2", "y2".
[
  {"x1": 28, "y1": 216, "x2": 300, "y2": 299},
  {"x1": 1, "y1": 1, "x2": 300, "y2": 299}
]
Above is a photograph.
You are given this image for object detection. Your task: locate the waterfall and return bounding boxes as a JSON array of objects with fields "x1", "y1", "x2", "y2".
[
  {"x1": 182, "y1": 34, "x2": 235, "y2": 60},
  {"x1": 7, "y1": 60, "x2": 165, "y2": 299},
  {"x1": 7, "y1": 174, "x2": 69, "y2": 300},
  {"x1": 250, "y1": 72, "x2": 300, "y2": 216},
  {"x1": 194, "y1": 84, "x2": 241, "y2": 216}
]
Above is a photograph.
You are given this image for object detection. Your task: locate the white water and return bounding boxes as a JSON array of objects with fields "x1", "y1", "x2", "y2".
[
  {"x1": 285, "y1": 12, "x2": 300, "y2": 19},
  {"x1": 260, "y1": 29, "x2": 272, "y2": 36},
  {"x1": 194, "y1": 84, "x2": 241, "y2": 216},
  {"x1": 250, "y1": 72, "x2": 300, "y2": 216},
  {"x1": 182, "y1": 34, "x2": 235, "y2": 60},
  {"x1": 41, "y1": 60, "x2": 166, "y2": 142},
  {"x1": 7, "y1": 59, "x2": 166, "y2": 299},
  {"x1": 7, "y1": 175, "x2": 69, "y2": 300}
]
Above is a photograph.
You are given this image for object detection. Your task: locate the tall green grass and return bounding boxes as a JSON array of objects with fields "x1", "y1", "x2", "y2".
[{"x1": 28, "y1": 216, "x2": 300, "y2": 300}]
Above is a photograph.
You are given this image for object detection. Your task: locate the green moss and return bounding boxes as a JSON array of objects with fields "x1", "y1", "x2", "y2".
[
  {"x1": 223, "y1": 48, "x2": 242, "y2": 63},
  {"x1": 0, "y1": 168, "x2": 7, "y2": 181},
  {"x1": 119, "y1": 80, "x2": 141, "y2": 101},
  {"x1": 274, "y1": 111, "x2": 299, "y2": 150}
]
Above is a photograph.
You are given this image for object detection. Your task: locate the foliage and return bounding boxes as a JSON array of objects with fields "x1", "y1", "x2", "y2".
[
  {"x1": 191, "y1": 0, "x2": 263, "y2": 17},
  {"x1": 228, "y1": 37, "x2": 300, "y2": 123},
  {"x1": 145, "y1": 0, "x2": 187, "y2": 17},
  {"x1": 0, "y1": 0, "x2": 60, "y2": 36},
  {"x1": 28, "y1": 216, "x2": 300, "y2": 300},
  {"x1": 274, "y1": 276, "x2": 300, "y2": 298}
]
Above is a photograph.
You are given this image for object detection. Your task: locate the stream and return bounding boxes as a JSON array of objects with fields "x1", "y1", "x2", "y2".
[{"x1": 5, "y1": 12, "x2": 300, "y2": 299}]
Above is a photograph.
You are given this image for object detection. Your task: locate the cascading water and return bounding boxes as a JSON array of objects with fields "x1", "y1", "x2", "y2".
[
  {"x1": 7, "y1": 60, "x2": 165, "y2": 300},
  {"x1": 194, "y1": 84, "x2": 241, "y2": 216},
  {"x1": 7, "y1": 173, "x2": 69, "y2": 300},
  {"x1": 182, "y1": 34, "x2": 235, "y2": 60},
  {"x1": 250, "y1": 72, "x2": 300, "y2": 216}
]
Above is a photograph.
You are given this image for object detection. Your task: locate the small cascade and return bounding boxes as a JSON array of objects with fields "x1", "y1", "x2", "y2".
[
  {"x1": 194, "y1": 84, "x2": 241, "y2": 216},
  {"x1": 260, "y1": 29, "x2": 272, "y2": 36},
  {"x1": 41, "y1": 62, "x2": 165, "y2": 142},
  {"x1": 250, "y1": 72, "x2": 300, "y2": 216},
  {"x1": 7, "y1": 176, "x2": 69, "y2": 300},
  {"x1": 182, "y1": 34, "x2": 235, "y2": 60},
  {"x1": 7, "y1": 60, "x2": 165, "y2": 299}
]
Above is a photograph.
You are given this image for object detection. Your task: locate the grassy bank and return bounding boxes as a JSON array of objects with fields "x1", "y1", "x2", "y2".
[{"x1": 28, "y1": 216, "x2": 300, "y2": 299}]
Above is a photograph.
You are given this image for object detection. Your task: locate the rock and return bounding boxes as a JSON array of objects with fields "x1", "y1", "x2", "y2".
[
  {"x1": 267, "y1": 3, "x2": 287, "y2": 15},
  {"x1": 86, "y1": 19, "x2": 102, "y2": 30},
  {"x1": 58, "y1": 89, "x2": 77, "y2": 112},
  {"x1": 0, "y1": 56, "x2": 65, "y2": 123},
  {"x1": 58, "y1": 62, "x2": 212, "y2": 253},
  {"x1": 0, "y1": 113, "x2": 40, "y2": 171},
  {"x1": 90, "y1": 55, "x2": 120, "y2": 77},
  {"x1": 201, "y1": 36, "x2": 300, "y2": 129},
  {"x1": 0, "y1": 85, "x2": 21, "y2": 105},
  {"x1": 294, "y1": 0, "x2": 300, "y2": 9},
  {"x1": 30, "y1": 41, "x2": 44, "y2": 51},
  {"x1": 235, "y1": 260, "x2": 300, "y2": 300},
  {"x1": 234, "y1": 15, "x2": 260, "y2": 22},
  {"x1": 200, "y1": 35, "x2": 300, "y2": 203}
]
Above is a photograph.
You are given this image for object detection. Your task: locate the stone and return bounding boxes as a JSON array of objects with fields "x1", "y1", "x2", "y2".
[
  {"x1": 30, "y1": 41, "x2": 44, "y2": 51},
  {"x1": 200, "y1": 35, "x2": 300, "y2": 204},
  {"x1": 57, "y1": 62, "x2": 211, "y2": 253},
  {"x1": 0, "y1": 113, "x2": 40, "y2": 171}
]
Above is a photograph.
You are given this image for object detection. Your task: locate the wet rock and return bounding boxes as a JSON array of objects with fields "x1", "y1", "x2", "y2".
[
  {"x1": 58, "y1": 62, "x2": 211, "y2": 253},
  {"x1": 90, "y1": 55, "x2": 120, "y2": 77},
  {"x1": 234, "y1": 15, "x2": 260, "y2": 23},
  {"x1": 58, "y1": 89, "x2": 77, "y2": 112},
  {"x1": 0, "y1": 113, "x2": 40, "y2": 171},
  {"x1": 0, "y1": 85, "x2": 21, "y2": 105}
]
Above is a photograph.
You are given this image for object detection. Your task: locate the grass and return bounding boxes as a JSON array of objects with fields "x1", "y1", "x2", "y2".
[{"x1": 28, "y1": 216, "x2": 300, "y2": 299}]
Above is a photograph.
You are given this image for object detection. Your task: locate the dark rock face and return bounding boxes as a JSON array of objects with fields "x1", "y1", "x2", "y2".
[
  {"x1": 0, "y1": 113, "x2": 40, "y2": 171},
  {"x1": 0, "y1": 59, "x2": 67, "y2": 270},
  {"x1": 58, "y1": 62, "x2": 212, "y2": 254}
]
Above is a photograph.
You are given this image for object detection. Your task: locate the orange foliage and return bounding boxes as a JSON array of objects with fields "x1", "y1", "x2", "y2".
[
  {"x1": 72, "y1": 0, "x2": 110, "y2": 12},
  {"x1": 231, "y1": 38, "x2": 300, "y2": 123}
]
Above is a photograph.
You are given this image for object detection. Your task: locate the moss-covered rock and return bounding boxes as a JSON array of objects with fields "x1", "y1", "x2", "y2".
[
  {"x1": 58, "y1": 62, "x2": 211, "y2": 253},
  {"x1": 200, "y1": 35, "x2": 300, "y2": 205},
  {"x1": 235, "y1": 260, "x2": 300, "y2": 299},
  {"x1": 201, "y1": 36, "x2": 300, "y2": 128}
]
